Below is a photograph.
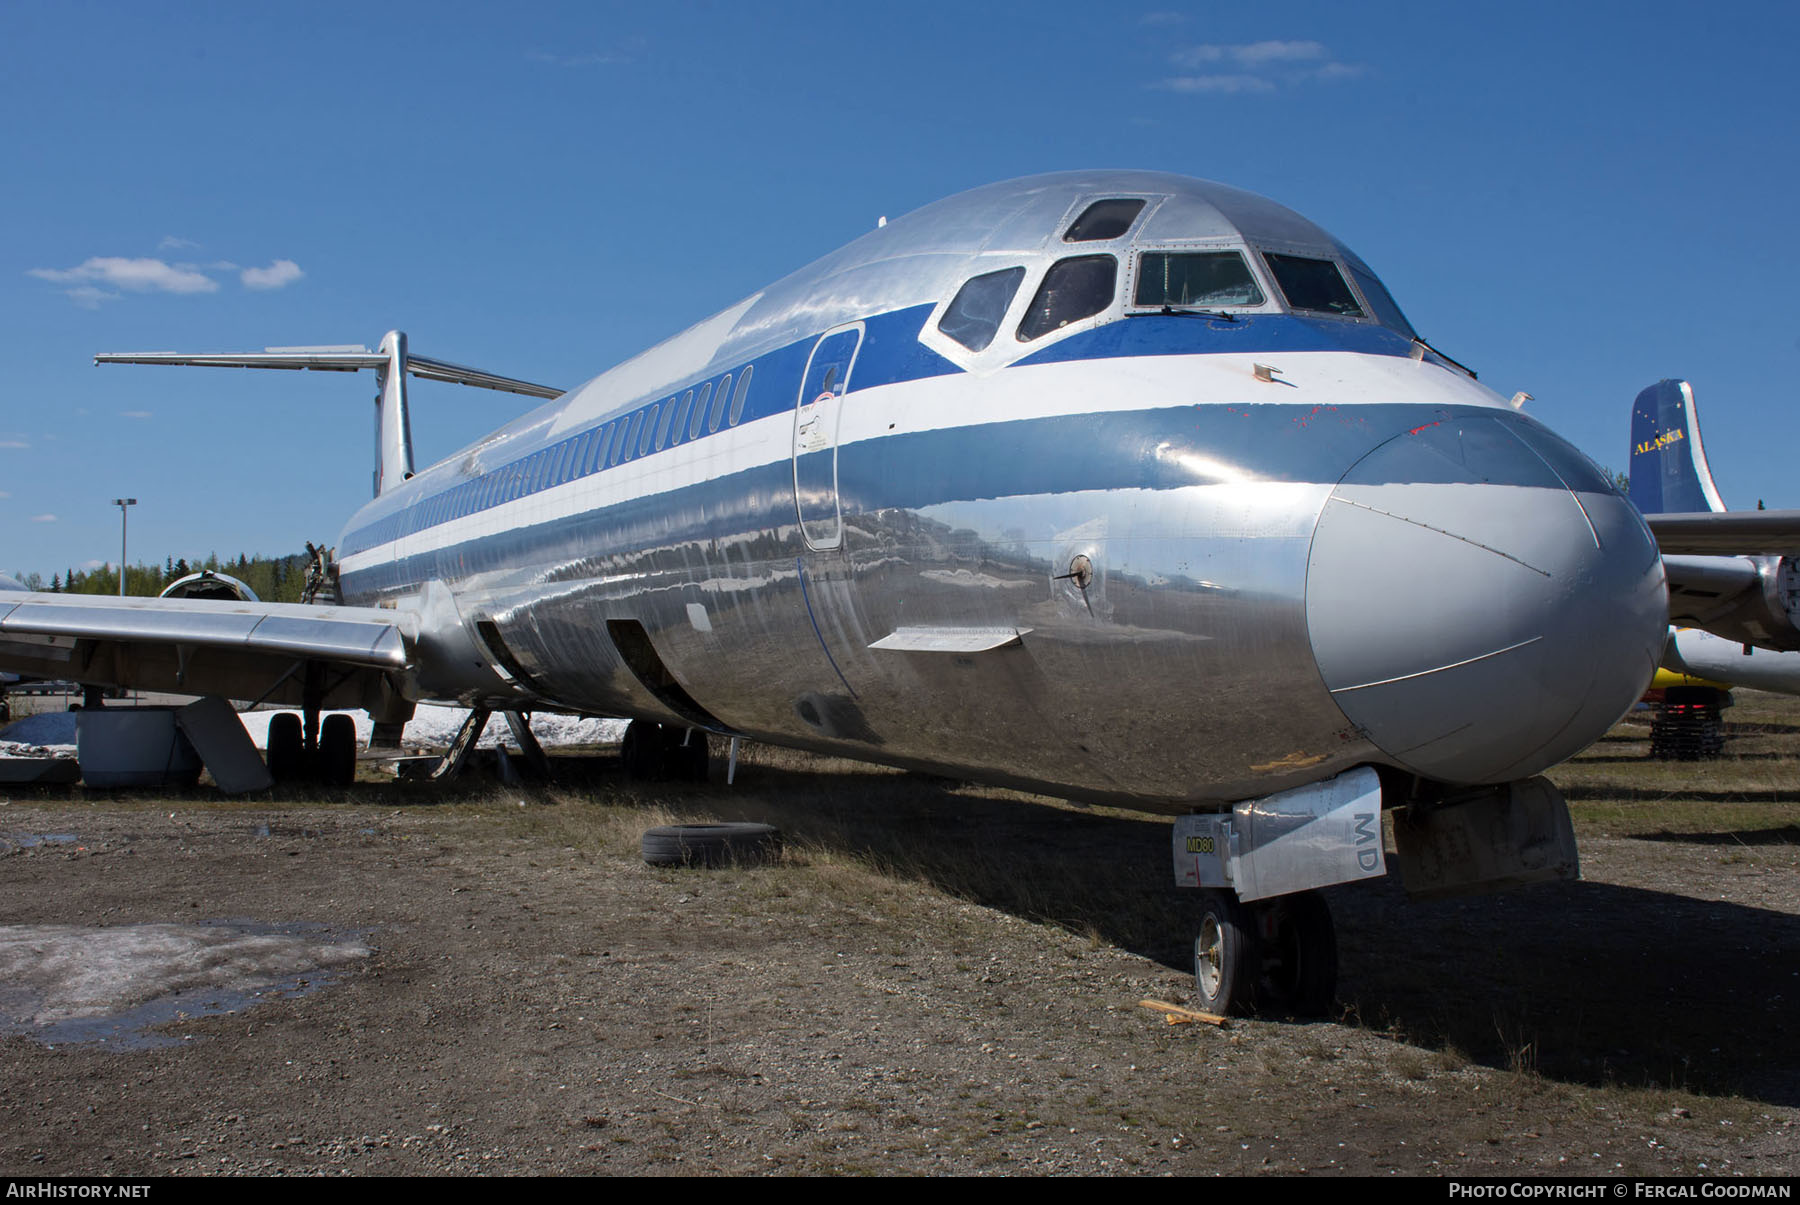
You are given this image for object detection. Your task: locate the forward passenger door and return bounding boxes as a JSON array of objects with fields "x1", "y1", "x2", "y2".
[{"x1": 792, "y1": 322, "x2": 863, "y2": 551}]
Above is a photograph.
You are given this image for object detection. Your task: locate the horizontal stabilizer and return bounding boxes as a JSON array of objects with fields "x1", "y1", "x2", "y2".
[{"x1": 96, "y1": 345, "x2": 562, "y2": 399}]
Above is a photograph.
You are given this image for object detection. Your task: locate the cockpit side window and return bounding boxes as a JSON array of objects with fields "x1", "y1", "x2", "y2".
[
  {"x1": 1017, "y1": 255, "x2": 1118, "y2": 342},
  {"x1": 1133, "y1": 252, "x2": 1264, "y2": 309},
  {"x1": 1063, "y1": 199, "x2": 1145, "y2": 243},
  {"x1": 1347, "y1": 264, "x2": 1417, "y2": 339},
  {"x1": 1263, "y1": 253, "x2": 1365, "y2": 317},
  {"x1": 937, "y1": 266, "x2": 1026, "y2": 352}
]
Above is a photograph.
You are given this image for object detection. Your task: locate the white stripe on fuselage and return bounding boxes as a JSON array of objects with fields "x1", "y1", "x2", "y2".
[{"x1": 337, "y1": 350, "x2": 1503, "y2": 573}]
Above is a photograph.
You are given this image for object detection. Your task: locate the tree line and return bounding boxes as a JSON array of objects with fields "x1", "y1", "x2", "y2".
[{"x1": 17, "y1": 552, "x2": 314, "y2": 603}]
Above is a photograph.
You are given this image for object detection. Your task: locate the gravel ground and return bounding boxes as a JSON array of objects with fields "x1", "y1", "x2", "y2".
[{"x1": 0, "y1": 725, "x2": 1795, "y2": 1176}]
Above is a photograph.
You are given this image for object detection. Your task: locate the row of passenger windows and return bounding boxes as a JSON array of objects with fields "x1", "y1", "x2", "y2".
[
  {"x1": 937, "y1": 242, "x2": 1396, "y2": 352},
  {"x1": 352, "y1": 365, "x2": 756, "y2": 551}
]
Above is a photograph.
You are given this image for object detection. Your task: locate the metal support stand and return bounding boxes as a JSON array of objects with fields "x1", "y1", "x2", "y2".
[
  {"x1": 301, "y1": 662, "x2": 325, "y2": 755},
  {"x1": 430, "y1": 707, "x2": 492, "y2": 780},
  {"x1": 504, "y1": 711, "x2": 552, "y2": 780}
]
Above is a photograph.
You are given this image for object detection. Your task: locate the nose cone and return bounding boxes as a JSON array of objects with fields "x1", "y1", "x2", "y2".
[{"x1": 1306, "y1": 413, "x2": 1666, "y2": 784}]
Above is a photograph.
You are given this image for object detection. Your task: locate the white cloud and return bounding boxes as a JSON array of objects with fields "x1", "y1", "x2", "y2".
[
  {"x1": 29, "y1": 256, "x2": 218, "y2": 294},
  {"x1": 1155, "y1": 74, "x2": 1277, "y2": 94},
  {"x1": 65, "y1": 286, "x2": 120, "y2": 309},
  {"x1": 526, "y1": 40, "x2": 643, "y2": 67},
  {"x1": 1313, "y1": 61, "x2": 1368, "y2": 82},
  {"x1": 82, "y1": 559, "x2": 104, "y2": 570},
  {"x1": 31, "y1": 514, "x2": 57, "y2": 523},
  {"x1": 120, "y1": 410, "x2": 153, "y2": 419},
  {"x1": 159, "y1": 236, "x2": 200, "y2": 251},
  {"x1": 0, "y1": 490, "x2": 10, "y2": 498},
  {"x1": 1161, "y1": 40, "x2": 1363, "y2": 93},
  {"x1": 1232, "y1": 40, "x2": 1329, "y2": 65},
  {"x1": 240, "y1": 259, "x2": 304, "y2": 290},
  {"x1": 0, "y1": 439, "x2": 28, "y2": 449},
  {"x1": 1172, "y1": 40, "x2": 1328, "y2": 68}
]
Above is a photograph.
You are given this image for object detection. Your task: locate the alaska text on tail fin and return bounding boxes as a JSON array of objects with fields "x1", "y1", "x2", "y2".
[{"x1": 1629, "y1": 379, "x2": 1726, "y2": 515}]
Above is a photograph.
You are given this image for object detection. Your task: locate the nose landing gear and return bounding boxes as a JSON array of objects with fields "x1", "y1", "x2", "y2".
[{"x1": 1193, "y1": 888, "x2": 1338, "y2": 1017}]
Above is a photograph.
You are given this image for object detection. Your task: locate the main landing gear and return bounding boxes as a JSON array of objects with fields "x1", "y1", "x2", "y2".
[
  {"x1": 621, "y1": 719, "x2": 711, "y2": 782},
  {"x1": 1193, "y1": 888, "x2": 1338, "y2": 1017},
  {"x1": 265, "y1": 709, "x2": 359, "y2": 787}
]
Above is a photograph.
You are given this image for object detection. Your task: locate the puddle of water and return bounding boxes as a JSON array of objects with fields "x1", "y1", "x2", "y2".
[
  {"x1": 8, "y1": 833, "x2": 78, "y2": 848},
  {"x1": 0, "y1": 920, "x2": 371, "y2": 1050},
  {"x1": 248, "y1": 824, "x2": 323, "y2": 840}
]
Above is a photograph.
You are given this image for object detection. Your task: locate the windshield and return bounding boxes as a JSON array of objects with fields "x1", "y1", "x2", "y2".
[
  {"x1": 1263, "y1": 253, "x2": 1365, "y2": 317},
  {"x1": 1134, "y1": 251, "x2": 1264, "y2": 309}
]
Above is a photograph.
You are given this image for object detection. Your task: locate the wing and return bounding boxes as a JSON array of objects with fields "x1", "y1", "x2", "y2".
[
  {"x1": 0, "y1": 591, "x2": 414, "y2": 712},
  {"x1": 1646, "y1": 510, "x2": 1800, "y2": 557}
]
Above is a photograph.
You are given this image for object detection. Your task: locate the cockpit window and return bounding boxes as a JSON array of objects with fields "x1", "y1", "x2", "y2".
[
  {"x1": 1063, "y1": 199, "x2": 1145, "y2": 243},
  {"x1": 1346, "y1": 264, "x2": 1416, "y2": 339},
  {"x1": 938, "y1": 266, "x2": 1025, "y2": 352},
  {"x1": 1263, "y1": 253, "x2": 1365, "y2": 317},
  {"x1": 1133, "y1": 252, "x2": 1264, "y2": 309},
  {"x1": 1017, "y1": 255, "x2": 1117, "y2": 342}
]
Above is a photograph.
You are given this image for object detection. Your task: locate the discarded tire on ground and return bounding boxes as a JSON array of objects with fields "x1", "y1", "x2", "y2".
[{"x1": 640, "y1": 822, "x2": 782, "y2": 868}]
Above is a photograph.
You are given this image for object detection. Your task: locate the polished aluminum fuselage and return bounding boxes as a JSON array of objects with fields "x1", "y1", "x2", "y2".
[{"x1": 334, "y1": 172, "x2": 1667, "y2": 813}]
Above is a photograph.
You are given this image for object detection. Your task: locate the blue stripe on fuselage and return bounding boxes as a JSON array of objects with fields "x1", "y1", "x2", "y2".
[
  {"x1": 337, "y1": 401, "x2": 1489, "y2": 602},
  {"x1": 1014, "y1": 312, "x2": 1416, "y2": 367},
  {"x1": 337, "y1": 307, "x2": 1417, "y2": 560}
]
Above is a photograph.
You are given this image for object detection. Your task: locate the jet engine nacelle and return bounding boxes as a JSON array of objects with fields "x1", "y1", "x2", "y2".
[
  {"x1": 1667, "y1": 554, "x2": 1800, "y2": 652},
  {"x1": 158, "y1": 571, "x2": 260, "y2": 603}
]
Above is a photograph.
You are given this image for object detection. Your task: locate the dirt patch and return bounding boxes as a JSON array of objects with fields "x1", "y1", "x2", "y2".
[{"x1": 0, "y1": 709, "x2": 1796, "y2": 1175}]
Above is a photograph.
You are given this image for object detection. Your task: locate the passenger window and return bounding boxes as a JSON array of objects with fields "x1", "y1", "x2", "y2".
[
  {"x1": 729, "y1": 365, "x2": 753, "y2": 425},
  {"x1": 689, "y1": 383, "x2": 712, "y2": 440},
  {"x1": 669, "y1": 389, "x2": 694, "y2": 445},
  {"x1": 655, "y1": 398, "x2": 675, "y2": 450},
  {"x1": 1017, "y1": 256, "x2": 1117, "y2": 342},
  {"x1": 620, "y1": 413, "x2": 642, "y2": 462},
  {"x1": 1263, "y1": 253, "x2": 1365, "y2": 317},
  {"x1": 638, "y1": 405, "x2": 658, "y2": 455},
  {"x1": 1064, "y1": 199, "x2": 1145, "y2": 242},
  {"x1": 1134, "y1": 252, "x2": 1263, "y2": 308},
  {"x1": 938, "y1": 266, "x2": 1025, "y2": 352},
  {"x1": 709, "y1": 373, "x2": 731, "y2": 432}
]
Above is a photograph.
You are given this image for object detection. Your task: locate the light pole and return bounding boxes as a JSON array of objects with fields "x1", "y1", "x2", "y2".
[{"x1": 111, "y1": 498, "x2": 136, "y2": 597}]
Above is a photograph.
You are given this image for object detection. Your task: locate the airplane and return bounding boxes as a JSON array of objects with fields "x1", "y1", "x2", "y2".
[
  {"x1": 0, "y1": 170, "x2": 1680, "y2": 1015},
  {"x1": 1626, "y1": 379, "x2": 1800, "y2": 753}
]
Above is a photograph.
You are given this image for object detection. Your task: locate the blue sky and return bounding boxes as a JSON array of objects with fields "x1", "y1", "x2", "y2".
[{"x1": 5, "y1": 0, "x2": 1797, "y2": 580}]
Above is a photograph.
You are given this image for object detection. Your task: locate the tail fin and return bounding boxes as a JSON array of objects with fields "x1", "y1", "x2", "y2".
[
  {"x1": 1629, "y1": 379, "x2": 1726, "y2": 515},
  {"x1": 97, "y1": 332, "x2": 563, "y2": 498}
]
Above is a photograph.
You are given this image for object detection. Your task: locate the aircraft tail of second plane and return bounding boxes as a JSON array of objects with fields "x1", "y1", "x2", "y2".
[{"x1": 1628, "y1": 379, "x2": 1726, "y2": 515}]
